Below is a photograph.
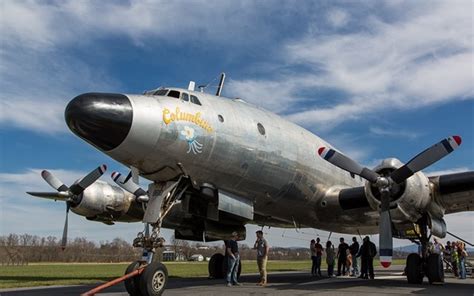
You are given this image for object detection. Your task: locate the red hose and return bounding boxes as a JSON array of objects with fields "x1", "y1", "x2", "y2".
[{"x1": 81, "y1": 267, "x2": 145, "y2": 296}]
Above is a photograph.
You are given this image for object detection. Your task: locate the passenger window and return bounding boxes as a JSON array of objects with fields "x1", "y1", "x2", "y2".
[
  {"x1": 181, "y1": 93, "x2": 189, "y2": 102},
  {"x1": 167, "y1": 90, "x2": 180, "y2": 99},
  {"x1": 190, "y1": 95, "x2": 201, "y2": 105}
]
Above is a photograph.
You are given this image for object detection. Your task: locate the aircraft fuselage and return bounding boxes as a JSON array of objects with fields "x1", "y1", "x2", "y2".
[{"x1": 65, "y1": 89, "x2": 381, "y2": 234}]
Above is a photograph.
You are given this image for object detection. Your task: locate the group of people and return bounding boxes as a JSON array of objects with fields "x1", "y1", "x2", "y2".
[
  {"x1": 431, "y1": 238, "x2": 469, "y2": 279},
  {"x1": 223, "y1": 232, "x2": 470, "y2": 288},
  {"x1": 225, "y1": 230, "x2": 269, "y2": 287},
  {"x1": 312, "y1": 236, "x2": 378, "y2": 279}
]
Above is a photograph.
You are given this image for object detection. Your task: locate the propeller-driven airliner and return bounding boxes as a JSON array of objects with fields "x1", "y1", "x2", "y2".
[{"x1": 28, "y1": 74, "x2": 474, "y2": 296}]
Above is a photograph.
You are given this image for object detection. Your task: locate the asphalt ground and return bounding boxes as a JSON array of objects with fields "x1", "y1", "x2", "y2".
[{"x1": 1, "y1": 266, "x2": 473, "y2": 296}]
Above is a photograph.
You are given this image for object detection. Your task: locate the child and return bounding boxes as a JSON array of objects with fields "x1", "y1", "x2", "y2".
[{"x1": 346, "y1": 249, "x2": 352, "y2": 275}]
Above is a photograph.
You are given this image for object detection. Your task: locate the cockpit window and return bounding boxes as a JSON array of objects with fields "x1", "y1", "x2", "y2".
[
  {"x1": 190, "y1": 95, "x2": 201, "y2": 105},
  {"x1": 167, "y1": 90, "x2": 180, "y2": 99},
  {"x1": 181, "y1": 93, "x2": 189, "y2": 102},
  {"x1": 153, "y1": 89, "x2": 168, "y2": 96}
]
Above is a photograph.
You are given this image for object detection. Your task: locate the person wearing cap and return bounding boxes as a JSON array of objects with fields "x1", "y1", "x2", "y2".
[
  {"x1": 254, "y1": 230, "x2": 269, "y2": 286},
  {"x1": 226, "y1": 231, "x2": 241, "y2": 287}
]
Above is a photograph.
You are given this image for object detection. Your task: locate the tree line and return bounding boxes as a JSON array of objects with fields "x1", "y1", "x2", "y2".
[{"x1": 1, "y1": 233, "x2": 316, "y2": 265}]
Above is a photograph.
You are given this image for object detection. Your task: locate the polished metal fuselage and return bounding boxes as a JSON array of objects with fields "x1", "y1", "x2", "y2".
[{"x1": 103, "y1": 88, "x2": 383, "y2": 234}]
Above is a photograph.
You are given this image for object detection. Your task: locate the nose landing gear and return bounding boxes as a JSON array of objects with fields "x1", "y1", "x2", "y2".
[{"x1": 123, "y1": 225, "x2": 169, "y2": 296}]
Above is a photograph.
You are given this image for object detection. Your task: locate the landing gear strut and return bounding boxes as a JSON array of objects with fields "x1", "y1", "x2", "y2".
[{"x1": 406, "y1": 215, "x2": 444, "y2": 285}]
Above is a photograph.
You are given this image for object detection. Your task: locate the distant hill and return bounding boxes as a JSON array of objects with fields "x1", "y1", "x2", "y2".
[{"x1": 395, "y1": 244, "x2": 474, "y2": 254}]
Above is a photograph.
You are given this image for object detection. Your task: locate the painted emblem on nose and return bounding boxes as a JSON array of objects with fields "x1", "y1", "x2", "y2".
[{"x1": 180, "y1": 126, "x2": 203, "y2": 154}]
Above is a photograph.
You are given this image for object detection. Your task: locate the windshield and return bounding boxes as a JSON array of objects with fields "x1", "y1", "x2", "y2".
[{"x1": 153, "y1": 89, "x2": 168, "y2": 96}]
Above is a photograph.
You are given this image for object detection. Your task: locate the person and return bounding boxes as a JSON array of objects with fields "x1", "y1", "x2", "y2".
[
  {"x1": 346, "y1": 249, "x2": 352, "y2": 273},
  {"x1": 310, "y1": 239, "x2": 317, "y2": 276},
  {"x1": 349, "y1": 237, "x2": 360, "y2": 277},
  {"x1": 326, "y1": 240, "x2": 336, "y2": 277},
  {"x1": 254, "y1": 230, "x2": 269, "y2": 286},
  {"x1": 431, "y1": 237, "x2": 445, "y2": 258},
  {"x1": 357, "y1": 236, "x2": 377, "y2": 279},
  {"x1": 336, "y1": 237, "x2": 349, "y2": 276},
  {"x1": 444, "y1": 241, "x2": 452, "y2": 272},
  {"x1": 458, "y1": 241, "x2": 468, "y2": 279},
  {"x1": 451, "y1": 242, "x2": 459, "y2": 277},
  {"x1": 315, "y1": 237, "x2": 323, "y2": 277},
  {"x1": 226, "y1": 231, "x2": 241, "y2": 287}
]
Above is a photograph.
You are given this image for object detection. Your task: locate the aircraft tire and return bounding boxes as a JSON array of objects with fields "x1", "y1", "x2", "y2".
[
  {"x1": 406, "y1": 253, "x2": 423, "y2": 284},
  {"x1": 426, "y1": 254, "x2": 444, "y2": 284},
  {"x1": 139, "y1": 262, "x2": 168, "y2": 296},
  {"x1": 124, "y1": 261, "x2": 143, "y2": 296},
  {"x1": 208, "y1": 253, "x2": 225, "y2": 278}
]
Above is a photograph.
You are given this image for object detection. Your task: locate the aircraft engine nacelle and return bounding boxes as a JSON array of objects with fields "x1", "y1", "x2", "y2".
[
  {"x1": 70, "y1": 181, "x2": 137, "y2": 222},
  {"x1": 364, "y1": 158, "x2": 432, "y2": 223}
]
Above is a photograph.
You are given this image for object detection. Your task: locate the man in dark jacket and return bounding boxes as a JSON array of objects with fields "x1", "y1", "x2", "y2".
[
  {"x1": 336, "y1": 237, "x2": 349, "y2": 276},
  {"x1": 357, "y1": 236, "x2": 377, "y2": 279},
  {"x1": 349, "y1": 237, "x2": 360, "y2": 277}
]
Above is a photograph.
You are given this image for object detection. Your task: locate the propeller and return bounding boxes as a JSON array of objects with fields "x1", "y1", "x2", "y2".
[
  {"x1": 111, "y1": 171, "x2": 148, "y2": 201},
  {"x1": 318, "y1": 136, "x2": 462, "y2": 268},
  {"x1": 27, "y1": 164, "x2": 107, "y2": 249}
]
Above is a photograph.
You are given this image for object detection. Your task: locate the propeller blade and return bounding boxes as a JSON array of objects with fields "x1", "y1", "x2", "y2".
[
  {"x1": 390, "y1": 136, "x2": 462, "y2": 184},
  {"x1": 27, "y1": 191, "x2": 70, "y2": 200},
  {"x1": 318, "y1": 147, "x2": 379, "y2": 183},
  {"x1": 61, "y1": 203, "x2": 70, "y2": 250},
  {"x1": 69, "y1": 164, "x2": 107, "y2": 195},
  {"x1": 379, "y1": 192, "x2": 392, "y2": 268},
  {"x1": 41, "y1": 170, "x2": 69, "y2": 192},
  {"x1": 111, "y1": 172, "x2": 147, "y2": 197}
]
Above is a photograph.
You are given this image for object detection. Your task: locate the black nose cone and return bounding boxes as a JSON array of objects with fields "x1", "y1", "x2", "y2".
[{"x1": 65, "y1": 93, "x2": 133, "y2": 151}]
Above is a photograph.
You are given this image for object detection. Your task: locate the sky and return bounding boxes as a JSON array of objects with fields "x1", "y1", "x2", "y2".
[{"x1": 0, "y1": 0, "x2": 473, "y2": 249}]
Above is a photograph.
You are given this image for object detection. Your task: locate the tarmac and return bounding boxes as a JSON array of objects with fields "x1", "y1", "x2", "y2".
[{"x1": 1, "y1": 265, "x2": 473, "y2": 296}]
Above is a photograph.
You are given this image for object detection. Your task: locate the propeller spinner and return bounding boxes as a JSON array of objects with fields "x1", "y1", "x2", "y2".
[{"x1": 318, "y1": 136, "x2": 462, "y2": 268}]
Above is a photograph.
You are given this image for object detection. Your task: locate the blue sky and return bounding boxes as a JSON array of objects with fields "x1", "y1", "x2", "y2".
[{"x1": 0, "y1": 0, "x2": 473, "y2": 248}]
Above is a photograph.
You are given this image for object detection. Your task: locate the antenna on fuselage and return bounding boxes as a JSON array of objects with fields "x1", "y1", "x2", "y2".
[
  {"x1": 215, "y1": 72, "x2": 226, "y2": 96},
  {"x1": 197, "y1": 72, "x2": 226, "y2": 95}
]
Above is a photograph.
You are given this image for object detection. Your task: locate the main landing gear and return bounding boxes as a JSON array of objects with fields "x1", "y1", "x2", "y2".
[
  {"x1": 405, "y1": 215, "x2": 444, "y2": 285},
  {"x1": 208, "y1": 252, "x2": 242, "y2": 279}
]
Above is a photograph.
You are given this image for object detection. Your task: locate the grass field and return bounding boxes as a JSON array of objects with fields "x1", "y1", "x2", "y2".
[{"x1": 0, "y1": 259, "x2": 405, "y2": 288}]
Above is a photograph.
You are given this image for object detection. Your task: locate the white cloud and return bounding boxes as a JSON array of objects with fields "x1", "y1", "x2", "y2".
[
  {"x1": 327, "y1": 9, "x2": 350, "y2": 28},
  {"x1": 0, "y1": 43, "x2": 118, "y2": 133},
  {"x1": 0, "y1": 1, "x2": 286, "y2": 50},
  {"x1": 369, "y1": 127, "x2": 420, "y2": 139},
  {"x1": 425, "y1": 167, "x2": 470, "y2": 177},
  {"x1": 231, "y1": 1, "x2": 473, "y2": 127},
  {"x1": 0, "y1": 168, "x2": 87, "y2": 199},
  {"x1": 0, "y1": 0, "x2": 296, "y2": 134}
]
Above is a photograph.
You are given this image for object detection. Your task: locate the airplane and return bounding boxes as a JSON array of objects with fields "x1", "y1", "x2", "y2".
[{"x1": 27, "y1": 73, "x2": 474, "y2": 296}]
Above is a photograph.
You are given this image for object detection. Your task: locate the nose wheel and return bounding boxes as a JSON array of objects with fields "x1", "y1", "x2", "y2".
[
  {"x1": 139, "y1": 262, "x2": 168, "y2": 296},
  {"x1": 124, "y1": 261, "x2": 144, "y2": 296}
]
